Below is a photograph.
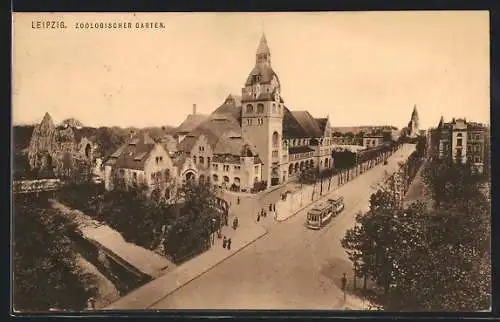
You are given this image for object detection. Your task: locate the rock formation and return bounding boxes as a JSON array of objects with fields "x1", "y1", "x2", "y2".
[{"x1": 27, "y1": 112, "x2": 97, "y2": 180}]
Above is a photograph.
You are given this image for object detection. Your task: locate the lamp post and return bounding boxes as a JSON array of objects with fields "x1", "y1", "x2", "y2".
[{"x1": 211, "y1": 218, "x2": 216, "y2": 245}]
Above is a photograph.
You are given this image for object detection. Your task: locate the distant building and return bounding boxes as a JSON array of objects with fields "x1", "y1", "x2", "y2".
[
  {"x1": 407, "y1": 105, "x2": 420, "y2": 138},
  {"x1": 104, "y1": 132, "x2": 177, "y2": 196},
  {"x1": 432, "y1": 117, "x2": 488, "y2": 174},
  {"x1": 362, "y1": 135, "x2": 384, "y2": 149}
]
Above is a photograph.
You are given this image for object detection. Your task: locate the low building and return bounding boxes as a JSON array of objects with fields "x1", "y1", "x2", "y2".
[
  {"x1": 104, "y1": 132, "x2": 177, "y2": 195},
  {"x1": 432, "y1": 117, "x2": 488, "y2": 174},
  {"x1": 362, "y1": 135, "x2": 384, "y2": 149}
]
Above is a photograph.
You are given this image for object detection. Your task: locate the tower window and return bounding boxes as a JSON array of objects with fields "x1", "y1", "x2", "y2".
[
  {"x1": 246, "y1": 104, "x2": 254, "y2": 113},
  {"x1": 257, "y1": 104, "x2": 264, "y2": 114}
]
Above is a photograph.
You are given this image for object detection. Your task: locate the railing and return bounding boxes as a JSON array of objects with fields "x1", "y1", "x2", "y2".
[{"x1": 13, "y1": 179, "x2": 65, "y2": 194}]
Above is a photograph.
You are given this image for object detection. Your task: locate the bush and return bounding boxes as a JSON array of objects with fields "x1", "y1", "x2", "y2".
[{"x1": 13, "y1": 200, "x2": 95, "y2": 311}]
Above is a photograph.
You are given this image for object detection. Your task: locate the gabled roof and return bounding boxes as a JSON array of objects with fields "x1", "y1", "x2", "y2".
[
  {"x1": 176, "y1": 114, "x2": 209, "y2": 134},
  {"x1": 315, "y1": 118, "x2": 328, "y2": 134},
  {"x1": 176, "y1": 112, "x2": 242, "y2": 153},
  {"x1": 105, "y1": 132, "x2": 158, "y2": 170},
  {"x1": 212, "y1": 94, "x2": 242, "y2": 125},
  {"x1": 290, "y1": 111, "x2": 323, "y2": 138},
  {"x1": 282, "y1": 107, "x2": 309, "y2": 139}
]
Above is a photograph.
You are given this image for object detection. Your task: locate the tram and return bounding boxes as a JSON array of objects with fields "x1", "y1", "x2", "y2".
[
  {"x1": 306, "y1": 201, "x2": 333, "y2": 230},
  {"x1": 328, "y1": 195, "x2": 345, "y2": 215}
]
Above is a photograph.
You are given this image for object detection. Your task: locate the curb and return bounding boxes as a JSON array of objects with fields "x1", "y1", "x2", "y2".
[
  {"x1": 145, "y1": 228, "x2": 268, "y2": 309},
  {"x1": 103, "y1": 227, "x2": 268, "y2": 310}
]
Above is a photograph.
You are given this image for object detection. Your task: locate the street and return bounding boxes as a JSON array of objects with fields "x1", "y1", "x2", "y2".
[{"x1": 149, "y1": 144, "x2": 416, "y2": 310}]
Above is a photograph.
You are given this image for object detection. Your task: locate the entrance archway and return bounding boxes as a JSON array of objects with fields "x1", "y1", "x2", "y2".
[{"x1": 185, "y1": 171, "x2": 195, "y2": 182}]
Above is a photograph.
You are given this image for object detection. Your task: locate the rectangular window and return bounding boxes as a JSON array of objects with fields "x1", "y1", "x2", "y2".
[{"x1": 457, "y1": 138, "x2": 462, "y2": 147}]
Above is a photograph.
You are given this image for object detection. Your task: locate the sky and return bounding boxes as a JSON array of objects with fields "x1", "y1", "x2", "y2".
[{"x1": 12, "y1": 11, "x2": 490, "y2": 130}]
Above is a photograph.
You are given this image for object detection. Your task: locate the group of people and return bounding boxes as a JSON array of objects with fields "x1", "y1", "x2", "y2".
[
  {"x1": 222, "y1": 235, "x2": 232, "y2": 250},
  {"x1": 256, "y1": 203, "x2": 276, "y2": 222}
]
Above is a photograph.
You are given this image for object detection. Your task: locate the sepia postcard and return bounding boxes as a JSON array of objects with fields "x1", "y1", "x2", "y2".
[{"x1": 12, "y1": 11, "x2": 491, "y2": 313}]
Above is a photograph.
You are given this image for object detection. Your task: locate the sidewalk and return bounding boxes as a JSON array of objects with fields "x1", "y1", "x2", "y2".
[
  {"x1": 103, "y1": 214, "x2": 267, "y2": 310},
  {"x1": 49, "y1": 199, "x2": 175, "y2": 279}
]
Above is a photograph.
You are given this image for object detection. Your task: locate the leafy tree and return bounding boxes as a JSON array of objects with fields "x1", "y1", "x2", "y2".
[
  {"x1": 332, "y1": 150, "x2": 356, "y2": 169},
  {"x1": 163, "y1": 180, "x2": 219, "y2": 263},
  {"x1": 13, "y1": 196, "x2": 96, "y2": 311},
  {"x1": 341, "y1": 160, "x2": 491, "y2": 311}
]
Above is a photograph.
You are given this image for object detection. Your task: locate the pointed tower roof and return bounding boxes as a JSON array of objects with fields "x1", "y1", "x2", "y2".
[
  {"x1": 256, "y1": 33, "x2": 270, "y2": 55},
  {"x1": 41, "y1": 112, "x2": 54, "y2": 125},
  {"x1": 411, "y1": 105, "x2": 419, "y2": 119}
]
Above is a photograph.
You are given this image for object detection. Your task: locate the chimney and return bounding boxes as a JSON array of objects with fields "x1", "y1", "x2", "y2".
[{"x1": 192, "y1": 104, "x2": 197, "y2": 115}]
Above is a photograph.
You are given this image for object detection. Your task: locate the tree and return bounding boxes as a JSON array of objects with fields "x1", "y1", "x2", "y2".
[
  {"x1": 13, "y1": 196, "x2": 96, "y2": 311},
  {"x1": 341, "y1": 160, "x2": 491, "y2": 311},
  {"x1": 163, "y1": 180, "x2": 219, "y2": 263}
]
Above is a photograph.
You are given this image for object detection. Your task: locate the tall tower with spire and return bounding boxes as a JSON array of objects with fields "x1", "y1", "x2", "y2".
[
  {"x1": 241, "y1": 34, "x2": 284, "y2": 188},
  {"x1": 408, "y1": 104, "x2": 420, "y2": 137}
]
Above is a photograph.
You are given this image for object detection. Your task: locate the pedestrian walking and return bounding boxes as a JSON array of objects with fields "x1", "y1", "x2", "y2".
[
  {"x1": 237, "y1": 196, "x2": 240, "y2": 204},
  {"x1": 269, "y1": 203, "x2": 272, "y2": 212},
  {"x1": 222, "y1": 236, "x2": 227, "y2": 248},
  {"x1": 227, "y1": 238, "x2": 232, "y2": 250},
  {"x1": 341, "y1": 273, "x2": 347, "y2": 291},
  {"x1": 233, "y1": 217, "x2": 238, "y2": 230},
  {"x1": 261, "y1": 208, "x2": 266, "y2": 217},
  {"x1": 257, "y1": 213, "x2": 261, "y2": 222}
]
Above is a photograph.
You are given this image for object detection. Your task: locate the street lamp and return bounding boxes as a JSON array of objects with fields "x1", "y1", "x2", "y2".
[{"x1": 211, "y1": 218, "x2": 216, "y2": 245}]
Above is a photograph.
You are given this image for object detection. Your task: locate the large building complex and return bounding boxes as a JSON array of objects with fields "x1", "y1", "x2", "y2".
[{"x1": 167, "y1": 34, "x2": 336, "y2": 192}]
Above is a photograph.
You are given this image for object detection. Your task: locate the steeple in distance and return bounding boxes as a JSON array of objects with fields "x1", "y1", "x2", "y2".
[
  {"x1": 256, "y1": 33, "x2": 271, "y2": 66},
  {"x1": 411, "y1": 104, "x2": 419, "y2": 120}
]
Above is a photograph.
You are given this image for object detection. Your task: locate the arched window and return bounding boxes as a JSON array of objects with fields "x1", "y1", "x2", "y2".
[
  {"x1": 310, "y1": 159, "x2": 314, "y2": 168},
  {"x1": 234, "y1": 177, "x2": 241, "y2": 185},
  {"x1": 457, "y1": 133, "x2": 463, "y2": 137},
  {"x1": 223, "y1": 176, "x2": 230, "y2": 183},
  {"x1": 85, "y1": 144, "x2": 92, "y2": 159},
  {"x1": 325, "y1": 158, "x2": 329, "y2": 167},
  {"x1": 213, "y1": 174, "x2": 219, "y2": 182},
  {"x1": 165, "y1": 169, "x2": 170, "y2": 180},
  {"x1": 246, "y1": 104, "x2": 254, "y2": 113},
  {"x1": 199, "y1": 156, "x2": 204, "y2": 165},
  {"x1": 207, "y1": 157, "x2": 211, "y2": 167},
  {"x1": 272, "y1": 131, "x2": 280, "y2": 147},
  {"x1": 257, "y1": 103, "x2": 264, "y2": 114},
  {"x1": 294, "y1": 163, "x2": 299, "y2": 173},
  {"x1": 300, "y1": 161, "x2": 305, "y2": 170},
  {"x1": 288, "y1": 164, "x2": 293, "y2": 175}
]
